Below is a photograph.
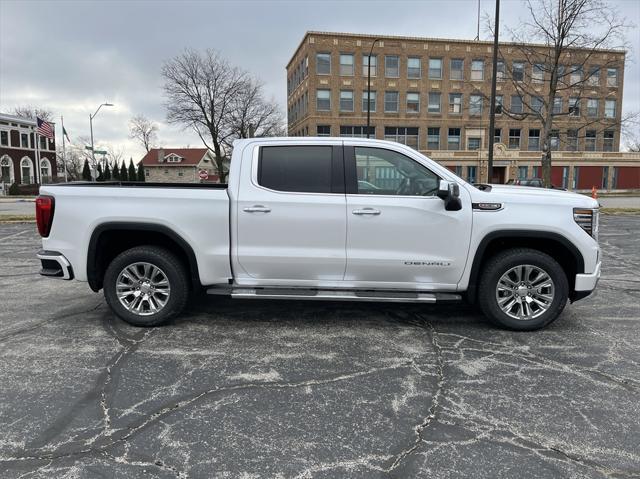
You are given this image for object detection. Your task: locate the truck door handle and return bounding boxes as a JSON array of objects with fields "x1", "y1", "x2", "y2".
[
  {"x1": 352, "y1": 208, "x2": 381, "y2": 216},
  {"x1": 243, "y1": 205, "x2": 271, "y2": 213}
]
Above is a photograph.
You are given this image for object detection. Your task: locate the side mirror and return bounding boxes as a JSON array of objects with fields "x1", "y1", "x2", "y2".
[{"x1": 437, "y1": 180, "x2": 462, "y2": 211}]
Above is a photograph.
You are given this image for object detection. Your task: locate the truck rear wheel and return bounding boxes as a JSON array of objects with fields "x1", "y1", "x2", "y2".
[
  {"x1": 478, "y1": 248, "x2": 569, "y2": 331},
  {"x1": 103, "y1": 246, "x2": 189, "y2": 327}
]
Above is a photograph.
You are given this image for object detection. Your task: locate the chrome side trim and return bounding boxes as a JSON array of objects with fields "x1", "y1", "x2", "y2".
[{"x1": 37, "y1": 250, "x2": 74, "y2": 280}]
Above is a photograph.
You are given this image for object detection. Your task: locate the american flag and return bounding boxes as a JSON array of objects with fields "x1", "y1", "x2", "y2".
[{"x1": 36, "y1": 117, "x2": 54, "y2": 139}]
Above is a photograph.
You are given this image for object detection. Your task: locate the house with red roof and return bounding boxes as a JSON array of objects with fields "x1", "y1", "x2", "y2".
[{"x1": 140, "y1": 148, "x2": 223, "y2": 183}]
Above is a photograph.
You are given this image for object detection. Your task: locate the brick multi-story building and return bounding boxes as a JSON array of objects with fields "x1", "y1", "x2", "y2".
[
  {"x1": 0, "y1": 112, "x2": 57, "y2": 190},
  {"x1": 286, "y1": 31, "x2": 639, "y2": 189}
]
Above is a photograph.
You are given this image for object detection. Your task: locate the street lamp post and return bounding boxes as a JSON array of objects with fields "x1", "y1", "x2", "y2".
[
  {"x1": 89, "y1": 102, "x2": 113, "y2": 180},
  {"x1": 366, "y1": 38, "x2": 382, "y2": 140}
]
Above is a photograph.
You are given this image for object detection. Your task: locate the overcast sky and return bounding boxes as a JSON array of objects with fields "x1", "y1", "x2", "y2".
[{"x1": 1, "y1": 0, "x2": 638, "y2": 161}]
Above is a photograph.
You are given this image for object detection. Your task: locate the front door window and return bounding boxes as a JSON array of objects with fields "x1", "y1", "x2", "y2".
[{"x1": 354, "y1": 147, "x2": 439, "y2": 196}]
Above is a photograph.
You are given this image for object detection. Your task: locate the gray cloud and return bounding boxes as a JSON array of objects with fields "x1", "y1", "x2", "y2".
[{"x1": 1, "y1": 0, "x2": 638, "y2": 160}]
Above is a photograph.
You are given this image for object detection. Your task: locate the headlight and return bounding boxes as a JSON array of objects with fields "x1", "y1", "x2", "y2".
[{"x1": 573, "y1": 208, "x2": 599, "y2": 242}]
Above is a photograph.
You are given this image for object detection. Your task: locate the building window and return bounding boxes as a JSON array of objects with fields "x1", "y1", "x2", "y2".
[
  {"x1": 550, "y1": 130, "x2": 560, "y2": 151},
  {"x1": 562, "y1": 166, "x2": 569, "y2": 189},
  {"x1": 587, "y1": 98, "x2": 598, "y2": 117},
  {"x1": 605, "y1": 99, "x2": 616, "y2": 118},
  {"x1": 518, "y1": 166, "x2": 528, "y2": 179},
  {"x1": 570, "y1": 65, "x2": 583, "y2": 85},
  {"x1": 317, "y1": 125, "x2": 331, "y2": 137},
  {"x1": 384, "y1": 127, "x2": 419, "y2": 149},
  {"x1": 467, "y1": 166, "x2": 477, "y2": 184},
  {"x1": 362, "y1": 91, "x2": 376, "y2": 113},
  {"x1": 512, "y1": 61, "x2": 525, "y2": 81},
  {"x1": 469, "y1": 95, "x2": 483, "y2": 115},
  {"x1": 531, "y1": 96, "x2": 543, "y2": 114},
  {"x1": 428, "y1": 92, "x2": 441, "y2": 113},
  {"x1": 316, "y1": 89, "x2": 331, "y2": 111},
  {"x1": 316, "y1": 53, "x2": 331, "y2": 75},
  {"x1": 450, "y1": 59, "x2": 464, "y2": 80},
  {"x1": 602, "y1": 166, "x2": 609, "y2": 189},
  {"x1": 603, "y1": 130, "x2": 614, "y2": 151},
  {"x1": 20, "y1": 157, "x2": 32, "y2": 184},
  {"x1": 528, "y1": 129, "x2": 540, "y2": 151},
  {"x1": 572, "y1": 166, "x2": 580, "y2": 189},
  {"x1": 447, "y1": 128, "x2": 461, "y2": 150},
  {"x1": 494, "y1": 128, "x2": 502, "y2": 144},
  {"x1": 428, "y1": 58, "x2": 442, "y2": 79},
  {"x1": 407, "y1": 57, "x2": 421, "y2": 78},
  {"x1": 455, "y1": 165, "x2": 463, "y2": 176},
  {"x1": 340, "y1": 90, "x2": 354, "y2": 111},
  {"x1": 40, "y1": 159, "x2": 51, "y2": 182},
  {"x1": 0, "y1": 156, "x2": 13, "y2": 182},
  {"x1": 449, "y1": 93, "x2": 462, "y2": 114},
  {"x1": 339, "y1": 54, "x2": 354, "y2": 76},
  {"x1": 0, "y1": 131, "x2": 8, "y2": 146},
  {"x1": 467, "y1": 137, "x2": 481, "y2": 150},
  {"x1": 495, "y1": 95, "x2": 503, "y2": 114},
  {"x1": 40, "y1": 136, "x2": 47, "y2": 150},
  {"x1": 406, "y1": 92, "x2": 420, "y2": 113},
  {"x1": 471, "y1": 60, "x2": 484, "y2": 80},
  {"x1": 340, "y1": 126, "x2": 374, "y2": 138},
  {"x1": 385, "y1": 55, "x2": 400, "y2": 77},
  {"x1": 427, "y1": 127, "x2": 440, "y2": 149},
  {"x1": 178, "y1": 171, "x2": 184, "y2": 177},
  {"x1": 585, "y1": 130, "x2": 597, "y2": 151},
  {"x1": 511, "y1": 95, "x2": 523, "y2": 114},
  {"x1": 567, "y1": 129, "x2": 578, "y2": 151},
  {"x1": 569, "y1": 97, "x2": 580, "y2": 116},
  {"x1": 384, "y1": 91, "x2": 399, "y2": 112},
  {"x1": 496, "y1": 61, "x2": 505, "y2": 81},
  {"x1": 532, "y1": 63, "x2": 544, "y2": 83},
  {"x1": 588, "y1": 66, "x2": 600, "y2": 86},
  {"x1": 553, "y1": 97, "x2": 562, "y2": 114},
  {"x1": 533, "y1": 166, "x2": 540, "y2": 178},
  {"x1": 363, "y1": 54, "x2": 377, "y2": 76},
  {"x1": 21, "y1": 133, "x2": 29, "y2": 148},
  {"x1": 607, "y1": 68, "x2": 618, "y2": 87},
  {"x1": 508, "y1": 129, "x2": 521, "y2": 149}
]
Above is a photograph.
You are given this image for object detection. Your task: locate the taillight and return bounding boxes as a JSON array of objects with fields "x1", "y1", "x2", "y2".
[{"x1": 36, "y1": 195, "x2": 55, "y2": 237}]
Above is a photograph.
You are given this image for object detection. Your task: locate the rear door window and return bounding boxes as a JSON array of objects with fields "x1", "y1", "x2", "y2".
[{"x1": 258, "y1": 146, "x2": 334, "y2": 193}]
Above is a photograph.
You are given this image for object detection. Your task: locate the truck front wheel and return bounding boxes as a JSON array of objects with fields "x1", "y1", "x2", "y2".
[
  {"x1": 103, "y1": 246, "x2": 189, "y2": 327},
  {"x1": 478, "y1": 248, "x2": 569, "y2": 331}
]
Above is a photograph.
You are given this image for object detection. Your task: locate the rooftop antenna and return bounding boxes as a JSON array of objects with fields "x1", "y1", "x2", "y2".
[{"x1": 475, "y1": 0, "x2": 481, "y2": 40}]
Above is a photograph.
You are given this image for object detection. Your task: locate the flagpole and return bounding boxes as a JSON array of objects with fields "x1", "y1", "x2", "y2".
[
  {"x1": 61, "y1": 116, "x2": 68, "y2": 182},
  {"x1": 34, "y1": 130, "x2": 40, "y2": 186}
]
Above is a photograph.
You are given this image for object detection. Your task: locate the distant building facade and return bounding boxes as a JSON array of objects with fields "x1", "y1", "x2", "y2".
[
  {"x1": 286, "y1": 32, "x2": 639, "y2": 189},
  {"x1": 0, "y1": 112, "x2": 57, "y2": 188},
  {"x1": 140, "y1": 148, "x2": 220, "y2": 183}
]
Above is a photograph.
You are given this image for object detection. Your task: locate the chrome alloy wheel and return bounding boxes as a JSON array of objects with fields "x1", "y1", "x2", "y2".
[
  {"x1": 495, "y1": 264, "x2": 555, "y2": 320},
  {"x1": 116, "y1": 262, "x2": 171, "y2": 316}
]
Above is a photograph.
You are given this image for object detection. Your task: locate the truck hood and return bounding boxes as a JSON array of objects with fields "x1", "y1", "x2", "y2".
[{"x1": 469, "y1": 184, "x2": 599, "y2": 208}]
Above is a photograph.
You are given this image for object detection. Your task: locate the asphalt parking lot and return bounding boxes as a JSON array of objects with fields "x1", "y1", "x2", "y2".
[{"x1": 1, "y1": 217, "x2": 639, "y2": 478}]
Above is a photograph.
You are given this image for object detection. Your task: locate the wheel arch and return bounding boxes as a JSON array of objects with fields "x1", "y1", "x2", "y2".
[
  {"x1": 87, "y1": 222, "x2": 201, "y2": 292},
  {"x1": 466, "y1": 230, "x2": 585, "y2": 304}
]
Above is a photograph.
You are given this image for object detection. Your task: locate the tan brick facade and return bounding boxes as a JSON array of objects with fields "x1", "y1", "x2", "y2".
[{"x1": 286, "y1": 32, "x2": 634, "y2": 187}]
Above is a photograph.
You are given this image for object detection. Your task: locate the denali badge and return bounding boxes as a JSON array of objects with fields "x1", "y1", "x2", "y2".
[{"x1": 404, "y1": 261, "x2": 451, "y2": 266}]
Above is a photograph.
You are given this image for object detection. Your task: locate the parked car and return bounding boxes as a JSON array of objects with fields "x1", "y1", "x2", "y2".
[
  {"x1": 506, "y1": 178, "x2": 544, "y2": 187},
  {"x1": 36, "y1": 138, "x2": 601, "y2": 331}
]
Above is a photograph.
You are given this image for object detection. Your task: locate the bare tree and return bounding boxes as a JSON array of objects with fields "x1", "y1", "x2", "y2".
[
  {"x1": 56, "y1": 145, "x2": 84, "y2": 181},
  {"x1": 229, "y1": 77, "x2": 286, "y2": 141},
  {"x1": 128, "y1": 114, "x2": 158, "y2": 152},
  {"x1": 13, "y1": 106, "x2": 54, "y2": 122},
  {"x1": 488, "y1": 0, "x2": 632, "y2": 185},
  {"x1": 162, "y1": 49, "x2": 248, "y2": 182}
]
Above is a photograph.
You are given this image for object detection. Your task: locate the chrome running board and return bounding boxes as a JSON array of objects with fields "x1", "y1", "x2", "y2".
[{"x1": 207, "y1": 287, "x2": 461, "y2": 303}]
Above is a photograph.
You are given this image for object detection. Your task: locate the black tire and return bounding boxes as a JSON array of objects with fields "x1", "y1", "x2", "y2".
[
  {"x1": 103, "y1": 246, "x2": 189, "y2": 327},
  {"x1": 478, "y1": 248, "x2": 569, "y2": 331}
]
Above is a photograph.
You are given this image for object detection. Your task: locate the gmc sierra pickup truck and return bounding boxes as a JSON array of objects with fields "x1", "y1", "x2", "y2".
[{"x1": 36, "y1": 138, "x2": 601, "y2": 330}]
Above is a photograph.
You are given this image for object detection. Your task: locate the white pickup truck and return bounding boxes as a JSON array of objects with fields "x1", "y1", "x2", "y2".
[{"x1": 36, "y1": 138, "x2": 601, "y2": 330}]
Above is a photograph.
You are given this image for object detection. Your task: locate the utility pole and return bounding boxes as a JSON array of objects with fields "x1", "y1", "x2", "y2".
[
  {"x1": 366, "y1": 38, "x2": 381, "y2": 139},
  {"x1": 89, "y1": 102, "x2": 113, "y2": 181},
  {"x1": 487, "y1": 0, "x2": 500, "y2": 183}
]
